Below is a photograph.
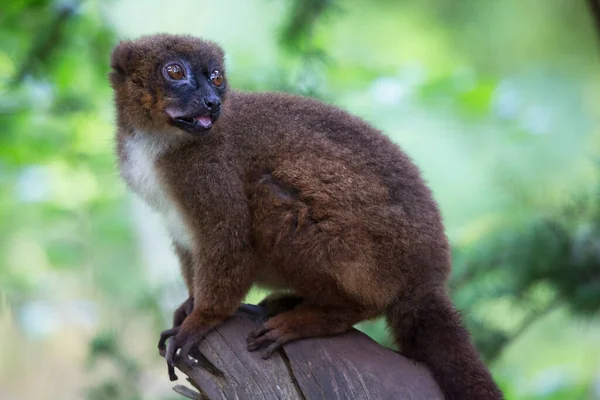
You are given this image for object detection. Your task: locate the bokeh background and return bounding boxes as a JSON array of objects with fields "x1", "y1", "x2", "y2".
[{"x1": 1, "y1": 0, "x2": 600, "y2": 399}]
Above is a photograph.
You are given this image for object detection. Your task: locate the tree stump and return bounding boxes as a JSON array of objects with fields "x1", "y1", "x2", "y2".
[{"x1": 168, "y1": 304, "x2": 443, "y2": 400}]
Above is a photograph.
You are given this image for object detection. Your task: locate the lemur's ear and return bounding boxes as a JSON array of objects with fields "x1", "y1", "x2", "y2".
[{"x1": 109, "y1": 40, "x2": 137, "y2": 85}]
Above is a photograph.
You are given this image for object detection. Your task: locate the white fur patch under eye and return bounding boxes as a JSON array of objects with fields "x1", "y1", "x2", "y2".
[{"x1": 122, "y1": 131, "x2": 194, "y2": 250}]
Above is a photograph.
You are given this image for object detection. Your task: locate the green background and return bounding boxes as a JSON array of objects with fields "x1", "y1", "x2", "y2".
[{"x1": 1, "y1": 0, "x2": 599, "y2": 399}]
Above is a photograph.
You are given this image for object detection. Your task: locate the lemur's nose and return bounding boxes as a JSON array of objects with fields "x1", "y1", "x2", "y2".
[{"x1": 203, "y1": 96, "x2": 221, "y2": 110}]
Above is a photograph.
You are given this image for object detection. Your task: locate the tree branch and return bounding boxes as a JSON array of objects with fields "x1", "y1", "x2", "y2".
[
  {"x1": 11, "y1": 0, "x2": 83, "y2": 85},
  {"x1": 165, "y1": 305, "x2": 443, "y2": 400}
]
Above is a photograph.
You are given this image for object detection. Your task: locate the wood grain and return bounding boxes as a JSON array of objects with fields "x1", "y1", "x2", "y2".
[{"x1": 169, "y1": 305, "x2": 443, "y2": 400}]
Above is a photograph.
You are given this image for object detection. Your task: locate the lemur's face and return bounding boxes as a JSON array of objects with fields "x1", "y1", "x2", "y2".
[
  {"x1": 109, "y1": 34, "x2": 227, "y2": 135},
  {"x1": 160, "y1": 59, "x2": 225, "y2": 133}
]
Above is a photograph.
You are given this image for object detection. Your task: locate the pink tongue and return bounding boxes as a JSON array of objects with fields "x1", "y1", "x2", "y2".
[{"x1": 195, "y1": 115, "x2": 212, "y2": 128}]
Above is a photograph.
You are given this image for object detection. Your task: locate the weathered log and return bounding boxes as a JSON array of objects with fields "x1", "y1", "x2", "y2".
[{"x1": 168, "y1": 304, "x2": 443, "y2": 400}]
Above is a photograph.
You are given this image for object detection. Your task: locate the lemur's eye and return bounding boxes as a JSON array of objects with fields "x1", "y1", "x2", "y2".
[
  {"x1": 165, "y1": 63, "x2": 185, "y2": 80},
  {"x1": 210, "y1": 70, "x2": 223, "y2": 87}
]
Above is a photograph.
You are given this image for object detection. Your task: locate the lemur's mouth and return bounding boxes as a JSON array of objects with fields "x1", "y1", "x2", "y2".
[
  {"x1": 175, "y1": 115, "x2": 212, "y2": 129},
  {"x1": 169, "y1": 111, "x2": 219, "y2": 134}
]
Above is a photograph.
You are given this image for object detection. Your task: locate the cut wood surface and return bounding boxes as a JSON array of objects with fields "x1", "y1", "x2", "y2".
[{"x1": 168, "y1": 304, "x2": 443, "y2": 400}]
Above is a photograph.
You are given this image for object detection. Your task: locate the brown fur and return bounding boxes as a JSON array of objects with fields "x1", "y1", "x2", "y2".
[{"x1": 110, "y1": 34, "x2": 502, "y2": 399}]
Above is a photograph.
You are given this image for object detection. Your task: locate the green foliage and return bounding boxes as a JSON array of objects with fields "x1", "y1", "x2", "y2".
[
  {"x1": 0, "y1": 0, "x2": 139, "y2": 306},
  {"x1": 86, "y1": 331, "x2": 143, "y2": 400},
  {"x1": 279, "y1": 0, "x2": 339, "y2": 52},
  {"x1": 0, "y1": 2, "x2": 159, "y2": 397},
  {"x1": 450, "y1": 167, "x2": 600, "y2": 362},
  {"x1": 1, "y1": 0, "x2": 599, "y2": 399}
]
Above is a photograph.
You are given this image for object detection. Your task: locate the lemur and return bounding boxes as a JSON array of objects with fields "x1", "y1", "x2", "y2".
[{"x1": 109, "y1": 34, "x2": 502, "y2": 399}]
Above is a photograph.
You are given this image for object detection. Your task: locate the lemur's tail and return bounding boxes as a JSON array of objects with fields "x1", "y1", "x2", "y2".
[{"x1": 386, "y1": 288, "x2": 503, "y2": 400}]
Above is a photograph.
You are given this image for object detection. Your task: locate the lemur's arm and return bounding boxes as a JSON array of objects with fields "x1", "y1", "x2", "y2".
[
  {"x1": 170, "y1": 245, "x2": 194, "y2": 329},
  {"x1": 157, "y1": 153, "x2": 257, "y2": 378}
]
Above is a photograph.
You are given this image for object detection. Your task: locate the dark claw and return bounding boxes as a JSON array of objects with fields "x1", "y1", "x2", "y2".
[
  {"x1": 181, "y1": 340, "x2": 198, "y2": 369},
  {"x1": 158, "y1": 318, "x2": 210, "y2": 382},
  {"x1": 165, "y1": 336, "x2": 179, "y2": 366},
  {"x1": 159, "y1": 327, "x2": 181, "y2": 381},
  {"x1": 261, "y1": 341, "x2": 282, "y2": 359},
  {"x1": 163, "y1": 335, "x2": 220, "y2": 381},
  {"x1": 247, "y1": 324, "x2": 294, "y2": 358},
  {"x1": 247, "y1": 340, "x2": 261, "y2": 351},
  {"x1": 168, "y1": 362, "x2": 178, "y2": 381},
  {"x1": 248, "y1": 325, "x2": 270, "y2": 340},
  {"x1": 166, "y1": 340, "x2": 179, "y2": 381},
  {"x1": 247, "y1": 325, "x2": 276, "y2": 352},
  {"x1": 158, "y1": 327, "x2": 180, "y2": 351},
  {"x1": 164, "y1": 329, "x2": 207, "y2": 381}
]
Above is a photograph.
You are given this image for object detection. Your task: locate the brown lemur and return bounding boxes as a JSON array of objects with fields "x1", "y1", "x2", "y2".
[{"x1": 109, "y1": 34, "x2": 502, "y2": 399}]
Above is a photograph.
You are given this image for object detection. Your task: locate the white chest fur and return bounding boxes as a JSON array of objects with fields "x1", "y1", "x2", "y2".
[{"x1": 121, "y1": 132, "x2": 194, "y2": 250}]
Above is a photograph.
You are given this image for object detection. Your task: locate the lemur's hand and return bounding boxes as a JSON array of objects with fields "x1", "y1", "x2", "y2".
[
  {"x1": 156, "y1": 296, "x2": 194, "y2": 380},
  {"x1": 158, "y1": 309, "x2": 224, "y2": 381}
]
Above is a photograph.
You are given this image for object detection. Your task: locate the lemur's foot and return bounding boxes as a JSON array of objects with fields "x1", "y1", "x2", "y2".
[
  {"x1": 247, "y1": 303, "x2": 362, "y2": 359},
  {"x1": 247, "y1": 318, "x2": 300, "y2": 359},
  {"x1": 247, "y1": 301, "x2": 370, "y2": 358}
]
